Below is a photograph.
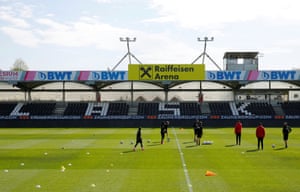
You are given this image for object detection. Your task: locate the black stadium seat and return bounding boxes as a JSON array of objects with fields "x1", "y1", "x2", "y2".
[{"x1": 0, "y1": 102, "x2": 17, "y2": 115}]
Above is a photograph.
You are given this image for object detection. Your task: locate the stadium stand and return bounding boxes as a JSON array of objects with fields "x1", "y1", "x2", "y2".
[
  {"x1": 0, "y1": 102, "x2": 17, "y2": 115},
  {"x1": 3, "y1": 101, "x2": 299, "y2": 117},
  {"x1": 107, "y1": 102, "x2": 129, "y2": 115},
  {"x1": 179, "y1": 102, "x2": 201, "y2": 115},
  {"x1": 0, "y1": 101, "x2": 299, "y2": 129},
  {"x1": 209, "y1": 102, "x2": 232, "y2": 115},
  {"x1": 63, "y1": 102, "x2": 88, "y2": 116},
  {"x1": 158, "y1": 103, "x2": 179, "y2": 115},
  {"x1": 85, "y1": 102, "x2": 108, "y2": 116},
  {"x1": 236, "y1": 102, "x2": 275, "y2": 116},
  {"x1": 0, "y1": 55, "x2": 299, "y2": 128},
  {"x1": 280, "y1": 101, "x2": 300, "y2": 115},
  {"x1": 137, "y1": 102, "x2": 159, "y2": 115},
  {"x1": 18, "y1": 102, "x2": 56, "y2": 116}
]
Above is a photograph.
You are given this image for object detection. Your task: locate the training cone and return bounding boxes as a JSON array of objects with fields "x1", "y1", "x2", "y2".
[{"x1": 205, "y1": 170, "x2": 217, "y2": 176}]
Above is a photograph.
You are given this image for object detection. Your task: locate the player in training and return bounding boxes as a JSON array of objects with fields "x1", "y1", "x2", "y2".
[
  {"x1": 256, "y1": 122, "x2": 265, "y2": 150},
  {"x1": 195, "y1": 121, "x2": 203, "y2": 145},
  {"x1": 193, "y1": 119, "x2": 200, "y2": 142},
  {"x1": 234, "y1": 120, "x2": 242, "y2": 145},
  {"x1": 133, "y1": 127, "x2": 144, "y2": 151},
  {"x1": 160, "y1": 121, "x2": 169, "y2": 144},
  {"x1": 282, "y1": 122, "x2": 292, "y2": 148},
  {"x1": 165, "y1": 121, "x2": 170, "y2": 142}
]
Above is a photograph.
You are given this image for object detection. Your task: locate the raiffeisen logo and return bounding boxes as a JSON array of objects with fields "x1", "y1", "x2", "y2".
[{"x1": 129, "y1": 64, "x2": 205, "y2": 81}]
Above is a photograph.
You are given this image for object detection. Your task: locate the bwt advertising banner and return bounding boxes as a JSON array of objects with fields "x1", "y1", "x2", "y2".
[
  {"x1": 0, "y1": 71, "x2": 22, "y2": 81},
  {"x1": 20, "y1": 71, "x2": 128, "y2": 81},
  {"x1": 0, "y1": 70, "x2": 299, "y2": 82},
  {"x1": 206, "y1": 70, "x2": 300, "y2": 81},
  {"x1": 128, "y1": 64, "x2": 206, "y2": 81}
]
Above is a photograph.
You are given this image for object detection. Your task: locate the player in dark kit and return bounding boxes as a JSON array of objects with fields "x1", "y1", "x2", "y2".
[
  {"x1": 195, "y1": 121, "x2": 203, "y2": 145},
  {"x1": 160, "y1": 121, "x2": 169, "y2": 144},
  {"x1": 193, "y1": 119, "x2": 200, "y2": 142},
  {"x1": 282, "y1": 122, "x2": 292, "y2": 148},
  {"x1": 165, "y1": 121, "x2": 170, "y2": 142},
  {"x1": 133, "y1": 127, "x2": 144, "y2": 151}
]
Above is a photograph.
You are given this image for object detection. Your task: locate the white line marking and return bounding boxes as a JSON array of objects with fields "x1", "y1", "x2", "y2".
[{"x1": 172, "y1": 128, "x2": 193, "y2": 192}]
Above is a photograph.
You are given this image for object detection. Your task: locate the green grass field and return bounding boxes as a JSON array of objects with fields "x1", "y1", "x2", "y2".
[{"x1": 0, "y1": 127, "x2": 299, "y2": 192}]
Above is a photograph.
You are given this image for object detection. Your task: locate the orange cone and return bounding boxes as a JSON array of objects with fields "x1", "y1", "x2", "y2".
[{"x1": 205, "y1": 170, "x2": 217, "y2": 176}]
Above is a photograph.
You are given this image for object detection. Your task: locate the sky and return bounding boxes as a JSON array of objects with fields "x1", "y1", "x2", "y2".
[{"x1": 0, "y1": 0, "x2": 300, "y2": 71}]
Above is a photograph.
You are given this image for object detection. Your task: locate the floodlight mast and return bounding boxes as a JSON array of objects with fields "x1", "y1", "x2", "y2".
[
  {"x1": 192, "y1": 36, "x2": 222, "y2": 70},
  {"x1": 111, "y1": 37, "x2": 142, "y2": 71},
  {"x1": 120, "y1": 37, "x2": 135, "y2": 64},
  {"x1": 199, "y1": 37, "x2": 212, "y2": 64},
  {"x1": 110, "y1": 37, "x2": 142, "y2": 105}
]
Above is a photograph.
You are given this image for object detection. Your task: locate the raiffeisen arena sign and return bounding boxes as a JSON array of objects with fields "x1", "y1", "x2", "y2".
[{"x1": 128, "y1": 64, "x2": 205, "y2": 81}]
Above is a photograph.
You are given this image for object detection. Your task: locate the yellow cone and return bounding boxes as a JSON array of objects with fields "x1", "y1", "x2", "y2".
[{"x1": 205, "y1": 170, "x2": 216, "y2": 176}]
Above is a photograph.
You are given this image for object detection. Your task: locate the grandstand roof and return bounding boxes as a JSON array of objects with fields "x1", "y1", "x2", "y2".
[{"x1": 0, "y1": 70, "x2": 299, "y2": 101}]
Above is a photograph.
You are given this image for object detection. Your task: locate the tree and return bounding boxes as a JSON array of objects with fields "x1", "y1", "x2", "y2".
[{"x1": 11, "y1": 58, "x2": 29, "y2": 71}]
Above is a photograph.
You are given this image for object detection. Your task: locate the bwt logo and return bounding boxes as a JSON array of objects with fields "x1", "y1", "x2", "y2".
[
  {"x1": 262, "y1": 71, "x2": 296, "y2": 80},
  {"x1": 38, "y1": 72, "x2": 73, "y2": 80},
  {"x1": 92, "y1": 71, "x2": 126, "y2": 80},
  {"x1": 208, "y1": 71, "x2": 242, "y2": 80}
]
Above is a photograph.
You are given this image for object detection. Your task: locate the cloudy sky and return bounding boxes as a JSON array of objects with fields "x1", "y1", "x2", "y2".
[{"x1": 0, "y1": 0, "x2": 300, "y2": 71}]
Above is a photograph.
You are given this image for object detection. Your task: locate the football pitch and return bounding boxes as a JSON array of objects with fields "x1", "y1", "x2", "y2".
[{"x1": 0, "y1": 127, "x2": 299, "y2": 192}]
